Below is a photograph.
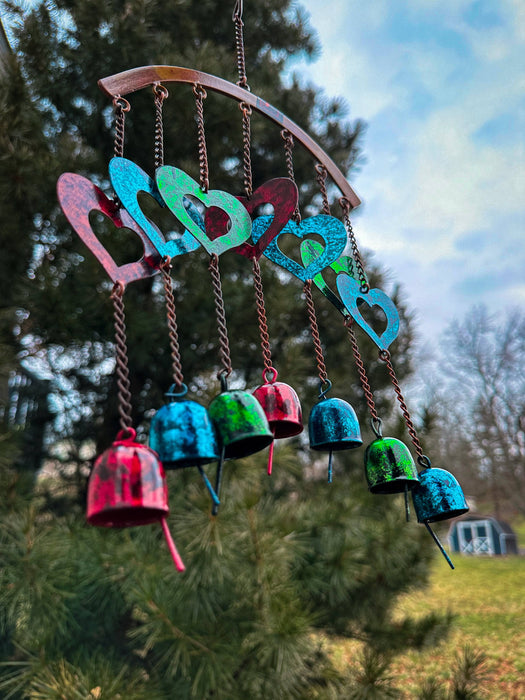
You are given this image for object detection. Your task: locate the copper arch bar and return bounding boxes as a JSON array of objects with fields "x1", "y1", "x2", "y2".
[{"x1": 98, "y1": 65, "x2": 361, "y2": 209}]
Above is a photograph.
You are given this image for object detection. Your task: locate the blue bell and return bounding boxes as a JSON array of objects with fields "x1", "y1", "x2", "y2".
[
  {"x1": 308, "y1": 381, "x2": 362, "y2": 482},
  {"x1": 149, "y1": 384, "x2": 220, "y2": 506},
  {"x1": 412, "y1": 466, "x2": 469, "y2": 523}
]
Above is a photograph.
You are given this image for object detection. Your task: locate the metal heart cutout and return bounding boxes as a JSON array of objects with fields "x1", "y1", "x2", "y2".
[
  {"x1": 109, "y1": 157, "x2": 201, "y2": 260},
  {"x1": 204, "y1": 178, "x2": 299, "y2": 260},
  {"x1": 156, "y1": 166, "x2": 252, "y2": 256},
  {"x1": 300, "y1": 239, "x2": 367, "y2": 317},
  {"x1": 336, "y1": 274, "x2": 400, "y2": 350},
  {"x1": 57, "y1": 172, "x2": 159, "y2": 285},
  {"x1": 252, "y1": 214, "x2": 347, "y2": 282}
]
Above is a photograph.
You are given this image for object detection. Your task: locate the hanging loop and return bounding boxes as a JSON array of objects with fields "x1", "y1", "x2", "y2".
[
  {"x1": 219, "y1": 372, "x2": 229, "y2": 392},
  {"x1": 232, "y1": 0, "x2": 243, "y2": 20},
  {"x1": 153, "y1": 82, "x2": 169, "y2": 100},
  {"x1": 165, "y1": 383, "x2": 189, "y2": 399},
  {"x1": 318, "y1": 378, "x2": 332, "y2": 401},
  {"x1": 263, "y1": 367, "x2": 278, "y2": 384},
  {"x1": 371, "y1": 417, "x2": 383, "y2": 439},
  {"x1": 417, "y1": 455, "x2": 432, "y2": 469}
]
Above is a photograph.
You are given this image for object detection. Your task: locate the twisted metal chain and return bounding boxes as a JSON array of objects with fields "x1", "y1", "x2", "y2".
[
  {"x1": 111, "y1": 282, "x2": 133, "y2": 433},
  {"x1": 153, "y1": 83, "x2": 169, "y2": 169},
  {"x1": 344, "y1": 318, "x2": 379, "y2": 421},
  {"x1": 112, "y1": 96, "x2": 130, "y2": 159},
  {"x1": 339, "y1": 197, "x2": 369, "y2": 292},
  {"x1": 252, "y1": 258, "x2": 273, "y2": 373},
  {"x1": 280, "y1": 129, "x2": 301, "y2": 222},
  {"x1": 193, "y1": 84, "x2": 209, "y2": 192},
  {"x1": 315, "y1": 163, "x2": 331, "y2": 215},
  {"x1": 209, "y1": 254, "x2": 233, "y2": 379},
  {"x1": 240, "y1": 102, "x2": 253, "y2": 198},
  {"x1": 379, "y1": 349, "x2": 425, "y2": 460},
  {"x1": 233, "y1": 0, "x2": 250, "y2": 90},
  {"x1": 160, "y1": 257, "x2": 184, "y2": 389},
  {"x1": 304, "y1": 280, "x2": 328, "y2": 385}
]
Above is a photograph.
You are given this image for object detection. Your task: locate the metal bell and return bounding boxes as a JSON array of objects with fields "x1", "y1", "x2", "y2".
[
  {"x1": 208, "y1": 388, "x2": 274, "y2": 460},
  {"x1": 364, "y1": 436, "x2": 420, "y2": 494},
  {"x1": 308, "y1": 382, "x2": 362, "y2": 482},
  {"x1": 252, "y1": 367, "x2": 303, "y2": 475},
  {"x1": 412, "y1": 466, "x2": 469, "y2": 523},
  {"x1": 87, "y1": 428, "x2": 185, "y2": 571}
]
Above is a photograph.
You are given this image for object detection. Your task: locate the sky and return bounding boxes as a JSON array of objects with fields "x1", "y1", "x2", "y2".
[{"x1": 293, "y1": 0, "x2": 524, "y2": 344}]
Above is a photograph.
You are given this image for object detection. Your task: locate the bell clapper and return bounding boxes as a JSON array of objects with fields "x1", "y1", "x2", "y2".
[
  {"x1": 424, "y1": 522, "x2": 454, "y2": 570},
  {"x1": 327, "y1": 450, "x2": 333, "y2": 484},
  {"x1": 212, "y1": 446, "x2": 226, "y2": 516},
  {"x1": 197, "y1": 466, "x2": 220, "y2": 507},
  {"x1": 161, "y1": 518, "x2": 186, "y2": 572},
  {"x1": 404, "y1": 481, "x2": 410, "y2": 522},
  {"x1": 267, "y1": 431, "x2": 275, "y2": 475}
]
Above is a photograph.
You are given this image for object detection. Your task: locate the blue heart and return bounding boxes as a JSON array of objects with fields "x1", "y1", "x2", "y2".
[
  {"x1": 252, "y1": 214, "x2": 347, "y2": 282},
  {"x1": 336, "y1": 275, "x2": 400, "y2": 350},
  {"x1": 109, "y1": 157, "x2": 201, "y2": 259}
]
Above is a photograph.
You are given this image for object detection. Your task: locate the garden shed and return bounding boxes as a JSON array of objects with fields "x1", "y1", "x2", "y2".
[{"x1": 448, "y1": 514, "x2": 518, "y2": 556}]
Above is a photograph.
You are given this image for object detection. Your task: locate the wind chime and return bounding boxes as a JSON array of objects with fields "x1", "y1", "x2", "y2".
[{"x1": 56, "y1": 0, "x2": 468, "y2": 571}]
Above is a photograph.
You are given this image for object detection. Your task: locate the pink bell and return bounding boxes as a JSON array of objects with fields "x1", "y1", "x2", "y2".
[
  {"x1": 252, "y1": 368, "x2": 303, "y2": 475},
  {"x1": 87, "y1": 428, "x2": 185, "y2": 572}
]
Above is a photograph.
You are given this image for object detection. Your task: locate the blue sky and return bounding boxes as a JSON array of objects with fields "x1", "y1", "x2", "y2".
[{"x1": 294, "y1": 0, "x2": 524, "y2": 342}]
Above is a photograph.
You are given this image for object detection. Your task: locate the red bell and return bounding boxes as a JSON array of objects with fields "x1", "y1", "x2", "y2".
[
  {"x1": 87, "y1": 428, "x2": 185, "y2": 572},
  {"x1": 252, "y1": 368, "x2": 303, "y2": 475}
]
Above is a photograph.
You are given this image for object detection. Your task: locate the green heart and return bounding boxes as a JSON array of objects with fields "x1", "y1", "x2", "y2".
[{"x1": 156, "y1": 166, "x2": 252, "y2": 256}]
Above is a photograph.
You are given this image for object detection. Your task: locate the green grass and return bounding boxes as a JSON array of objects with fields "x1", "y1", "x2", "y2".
[{"x1": 330, "y1": 554, "x2": 525, "y2": 698}]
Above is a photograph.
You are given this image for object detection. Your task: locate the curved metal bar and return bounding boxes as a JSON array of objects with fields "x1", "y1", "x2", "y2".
[{"x1": 98, "y1": 65, "x2": 361, "y2": 209}]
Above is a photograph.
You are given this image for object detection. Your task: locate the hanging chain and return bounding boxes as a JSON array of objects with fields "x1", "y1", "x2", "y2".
[
  {"x1": 111, "y1": 282, "x2": 133, "y2": 434},
  {"x1": 281, "y1": 129, "x2": 301, "y2": 222},
  {"x1": 240, "y1": 102, "x2": 253, "y2": 197},
  {"x1": 344, "y1": 318, "x2": 379, "y2": 422},
  {"x1": 160, "y1": 257, "x2": 185, "y2": 389},
  {"x1": 315, "y1": 163, "x2": 331, "y2": 215},
  {"x1": 339, "y1": 197, "x2": 369, "y2": 292},
  {"x1": 304, "y1": 280, "x2": 329, "y2": 386},
  {"x1": 112, "y1": 96, "x2": 130, "y2": 159},
  {"x1": 252, "y1": 258, "x2": 273, "y2": 374},
  {"x1": 193, "y1": 84, "x2": 210, "y2": 192},
  {"x1": 153, "y1": 83, "x2": 169, "y2": 169},
  {"x1": 379, "y1": 349, "x2": 426, "y2": 462},
  {"x1": 209, "y1": 254, "x2": 233, "y2": 380},
  {"x1": 233, "y1": 0, "x2": 250, "y2": 90}
]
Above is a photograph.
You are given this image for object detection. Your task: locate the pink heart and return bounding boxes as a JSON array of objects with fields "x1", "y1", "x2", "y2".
[
  {"x1": 205, "y1": 178, "x2": 298, "y2": 260},
  {"x1": 57, "y1": 173, "x2": 160, "y2": 285}
]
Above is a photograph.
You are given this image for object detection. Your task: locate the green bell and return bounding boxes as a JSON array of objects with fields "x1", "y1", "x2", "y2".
[{"x1": 364, "y1": 421, "x2": 419, "y2": 494}]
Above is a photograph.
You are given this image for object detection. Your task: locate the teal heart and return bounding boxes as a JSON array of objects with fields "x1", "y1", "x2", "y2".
[
  {"x1": 252, "y1": 215, "x2": 347, "y2": 282},
  {"x1": 336, "y1": 275, "x2": 400, "y2": 350},
  {"x1": 109, "y1": 157, "x2": 201, "y2": 260},
  {"x1": 156, "y1": 166, "x2": 252, "y2": 256}
]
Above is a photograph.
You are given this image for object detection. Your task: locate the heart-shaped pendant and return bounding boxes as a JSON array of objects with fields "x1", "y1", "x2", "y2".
[
  {"x1": 156, "y1": 166, "x2": 252, "y2": 256},
  {"x1": 300, "y1": 239, "x2": 366, "y2": 317},
  {"x1": 336, "y1": 275, "x2": 400, "y2": 350},
  {"x1": 204, "y1": 178, "x2": 298, "y2": 260},
  {"x1": 109, "y1": 158, "x2": 201, "y2": 260},
  {"x1": 57, "y1": 172, "x2": 159, "y2": 285},
  {"x1": 252, "y1": 214, "x2": 347, "y2": 282}
]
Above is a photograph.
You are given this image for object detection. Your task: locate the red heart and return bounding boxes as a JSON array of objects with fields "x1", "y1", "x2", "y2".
[
  {"x1": 57, "y1": 172, "x2": 160, "y2": 285},
  {"x1": 205, "y1": 178, "x2": 298, "y2": 260}
]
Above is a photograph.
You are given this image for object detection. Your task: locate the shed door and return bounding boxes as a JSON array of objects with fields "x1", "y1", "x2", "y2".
[{"x1": 457, "y1": 521, "x2": 494, "y2": 555}]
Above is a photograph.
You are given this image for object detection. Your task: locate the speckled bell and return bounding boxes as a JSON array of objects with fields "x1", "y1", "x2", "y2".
[
  {"x1": 87, "y1": 428, "x2": 185, "y2": 571},
  {"x1": 149, "y1": 384, "x2": 220, "y2": 506},
  {"x1": 208, "y1": 387, "x2": 274, "y2": 460},
  {"x1": 252, "y1": 367, "x2": 303, "y2": 475},
  {"x1": 364, "y1": 436, "x2": 420, "y2": 494},
  {"x1": 412, "y1": 466, "x2": 469, "y2": 523},
  {"x1": 308, "y1": 382, "x2": 362, "y2": 482}
]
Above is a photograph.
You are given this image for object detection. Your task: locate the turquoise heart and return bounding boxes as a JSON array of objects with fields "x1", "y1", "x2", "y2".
[
  {"x1": 252, "y1": 215, "x2": 347, "y2": 282},
  {"x1": 336, "y1": 275, "x2": 400, "y2": 350},
  {"x1": 156, "y1": 166, "x2": 252, "y2": 256},
  {"x1": 109, "y1": 157, "x2": 201, "y2": 260}
]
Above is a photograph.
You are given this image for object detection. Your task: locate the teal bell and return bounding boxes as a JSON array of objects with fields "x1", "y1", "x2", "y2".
[
  {"x1": 308, "y1": 381, "x2": 362, "y2": 483},
  {"x1": 412, "y1": 466, "x2": 469, "y2": 523},
  {"x1": 149, "y1": 384, "x2": 220, "y2": 506}
]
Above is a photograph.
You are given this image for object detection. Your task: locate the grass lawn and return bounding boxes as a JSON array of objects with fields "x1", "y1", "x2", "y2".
[{"x1": 330, "y1": 553, "x2": 525, "y2": 698}]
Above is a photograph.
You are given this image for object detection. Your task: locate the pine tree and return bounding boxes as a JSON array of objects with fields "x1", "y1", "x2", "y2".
[{"x1": 1, "y1": 2, "x2": 452, "y2": 697}]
